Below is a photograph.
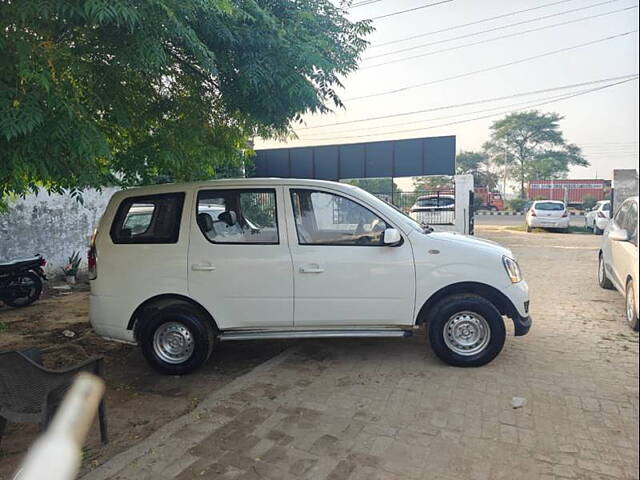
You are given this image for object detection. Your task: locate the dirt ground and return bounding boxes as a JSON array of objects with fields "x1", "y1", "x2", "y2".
[{"x1": 0, "y1": 285, "x2": 290, "y2": 479}]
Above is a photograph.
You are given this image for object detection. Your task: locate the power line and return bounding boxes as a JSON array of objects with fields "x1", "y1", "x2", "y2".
[
  {"x1": 299, "y1": 78, "x2": 638, "y2": 141},
  {"x1": 368, "y1": 0, "x2": 453, "y2": 20},
  {"x1": 365, "y1": 0, "x2": 626, "y2": 60},
  {"x1": 301, "y1": 90, "x2": 609, "y2": 141},
  {"x1": 346, "y1": 30, "x2": 637, "y2": 100},
  {"x1": 352, "y1": 0, "x2": 383, "y2": 7},
  {"x1": 370, "y1": 0, "x2": 578, "y2": 48},
  {"x1": 363, "y1": 5, "x2": 638, "y2": 69},
  {"x1": 296, "y1": 74, "x2": 638, "y2": 131},
  {"x1": 293, "y1": 77, "x2": 637, "y2": 143}
]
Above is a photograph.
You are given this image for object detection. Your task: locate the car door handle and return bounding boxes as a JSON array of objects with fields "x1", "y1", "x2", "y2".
[
  {"x1": 192, "y1": 264, "x2": 216, "y2": 271},
  {"x1": 299, "y1": 264, "x2": 324, "y2": 274}
]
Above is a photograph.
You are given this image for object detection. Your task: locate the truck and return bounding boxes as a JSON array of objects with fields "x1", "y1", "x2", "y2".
[
  {"x1": 528, "y1": 179, "x2": 611, "y2": 208},
  {"x1": 474, "y1": 187, "x2": 505, "y2": 211}
]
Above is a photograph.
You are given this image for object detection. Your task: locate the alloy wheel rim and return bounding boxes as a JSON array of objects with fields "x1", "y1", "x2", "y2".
[
  {"x1": 443, "y1": 311, "x2": 491, "y2": 356},
  {"x1": 153, "y1": 322, "x2": 195, "y2": 364},
  {"x1": 626, "y1": 284, "x2": 636, "y2": 325}
]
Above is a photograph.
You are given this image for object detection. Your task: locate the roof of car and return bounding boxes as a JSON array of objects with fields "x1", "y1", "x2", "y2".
[
  {"x1": 533, "y1": 200, "x2": 565, "y2": 204},
  {"x1": 110, "y1": 178, "x2": 361, "y2": 199}
]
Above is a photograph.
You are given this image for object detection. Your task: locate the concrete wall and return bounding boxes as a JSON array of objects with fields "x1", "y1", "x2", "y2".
[
  {"x1": 0, "y1": 188, "x2": 118, "y2": 274},
  {"x1": 612, "y1": 169, "x2": 639, "y2": 213},
  {"x1": 454, "y1": 174, "x2": 474, "y2": 235}
]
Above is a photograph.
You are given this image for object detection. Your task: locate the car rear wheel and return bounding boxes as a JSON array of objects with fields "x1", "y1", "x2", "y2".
[
  {"x1": 625, "y1": 280, "x2": 639, "y2": 331},
  {"x1": 427, "y1": 294, "x2": 506, "y2": 367},
  {"x1": 598, "y1": 254, "x2": 614, "y2": 290},
  {"x1": 593, "y1": 223, "x2": 603, "y2": 235},
  {"x1": 140, "y1": 305, "x2": 215, "y2": 375}
]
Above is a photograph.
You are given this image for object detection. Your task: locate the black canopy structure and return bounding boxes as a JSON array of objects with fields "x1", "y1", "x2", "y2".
[{"x1": 252, "y1": 135, "x2": 456, "y2": 181}]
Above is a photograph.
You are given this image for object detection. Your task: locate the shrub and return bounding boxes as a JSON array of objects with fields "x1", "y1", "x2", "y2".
[
  {"x1": 507, "y1": 198, "x2": 527, "y2": 212},
  {"x1": 582, "y1": 194, "x2": 597, "y2": 210}
]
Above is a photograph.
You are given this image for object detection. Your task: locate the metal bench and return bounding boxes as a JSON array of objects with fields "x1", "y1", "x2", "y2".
[{"x1": 0, "y1": 346, "x2": 108, "y2": 446}]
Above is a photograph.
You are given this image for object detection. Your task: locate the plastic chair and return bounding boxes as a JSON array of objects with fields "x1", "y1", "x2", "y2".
[{"x1": 0, "y1": 346, "x2": 108, "y2": 446}]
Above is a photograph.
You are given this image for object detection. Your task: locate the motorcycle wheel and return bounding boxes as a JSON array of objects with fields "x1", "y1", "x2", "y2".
[{"x1": 4, "y1": 271, "x2": 43, "y2": 307}]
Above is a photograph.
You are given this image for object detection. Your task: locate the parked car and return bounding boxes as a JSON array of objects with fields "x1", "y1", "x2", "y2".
[
  {"x1": 525, "y1": 200, "x2": 570, "y2": 232},
  {"x1": 409, "y1": 194, "x2": 455, "y2": 225},
  {"x1": 89, "y1": 179, "x2": 531, "y2": 374},
  {"x1": 584, "y1": 200, "x2": 611, "y2": 235},
  {"x1": 598, "y1": 196, "x2": 639, "y2": 331}
]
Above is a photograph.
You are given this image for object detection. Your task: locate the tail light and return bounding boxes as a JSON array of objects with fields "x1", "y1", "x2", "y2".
[
  {"x1": 562, "y1": 211, "x2": 569, "y2": 217},
  {"x1": 530, "y1": 210, "x2": 537, "y2": 216},
  {"x1": 88, "y1": 229, "x2": 98, "y2": 280}
]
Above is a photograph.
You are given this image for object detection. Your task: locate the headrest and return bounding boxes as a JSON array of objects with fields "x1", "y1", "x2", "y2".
[
  {"x1": 197, "y1": 213, "x2": 213, "y2": 232},
  {"x1": 218, "y1": 210, "x2": 237, "y2": 226}
]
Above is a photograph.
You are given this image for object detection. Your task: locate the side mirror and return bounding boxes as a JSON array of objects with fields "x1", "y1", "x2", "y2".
[
  {"x1": 383, "y1": 228, "x2": 402, "y2": 246},
  {"x1": 609, "y1": 228, "x2": 629, "y2": 242}
]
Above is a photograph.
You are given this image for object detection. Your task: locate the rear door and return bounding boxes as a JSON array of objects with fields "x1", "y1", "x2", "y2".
[
  {"x1": 286, "y1": 187, "x2": 415, "y2": 327},
  {"x1": 187, "y1": 186, "x2": 293, "y2": 330}
]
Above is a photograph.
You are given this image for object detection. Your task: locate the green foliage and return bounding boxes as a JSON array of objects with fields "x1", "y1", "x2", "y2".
[
  {"x1": 483, "y1": 111, "x2": 588, "y2": 198},
  {"x1": 507, "y1": 198, "x2": 528, "y2": 212},
  {"x1": 343, "y1": 178, "x2": 401, "y2": 194},
  {"x1": 582, "y1": 194, "x2": 598, "y2": 210},
  {"x1": 413, "y1": 176, "x2": 453, "y2": 191},
  {"x1": 0, "y1": 0, "x2": 371, "y2": 200},
  {"x1": 62, "y1": 251, "x2": 82, "y2": 276},
  {"x1": 456, "y1": 150, "x2": 498, "y2": 189}
]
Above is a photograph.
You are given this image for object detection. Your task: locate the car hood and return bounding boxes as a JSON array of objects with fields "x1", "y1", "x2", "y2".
[{"x1": 427, "y1": 231, "x2": 514, "y2": 258}]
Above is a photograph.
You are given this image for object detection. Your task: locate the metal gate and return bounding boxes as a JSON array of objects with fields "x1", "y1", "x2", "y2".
[{"x1": 468, "y1": 190, "x2": 475, "y2": 235}]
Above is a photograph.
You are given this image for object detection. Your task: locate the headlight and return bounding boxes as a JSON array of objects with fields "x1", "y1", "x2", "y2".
[{"x1": 502, "y1": 256, "x2": 522, "y2": 283}]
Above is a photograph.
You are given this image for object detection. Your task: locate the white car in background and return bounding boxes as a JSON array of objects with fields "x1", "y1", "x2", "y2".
[
  {"x1": 525, "y1": 200, "x2": 570, "y2": 232},
  {"x1": 598, "y1": 196, "x2": 639, "y2": 331},
  {"x1": 409, "y1": 194, "x2": 455, "y2": 225},
  {"x1": 584, "y1": 200, "x2": 611, "y2": 235}
]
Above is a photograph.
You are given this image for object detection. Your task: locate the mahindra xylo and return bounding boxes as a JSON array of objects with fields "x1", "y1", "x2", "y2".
[{"x1": 89, "y1": 179, "x2": 531, "y2": 374}]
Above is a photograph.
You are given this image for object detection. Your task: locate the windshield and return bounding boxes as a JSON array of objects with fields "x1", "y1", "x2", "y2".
[{"x1": 534, "y1": 202, "x2": 565, "y2": 211}]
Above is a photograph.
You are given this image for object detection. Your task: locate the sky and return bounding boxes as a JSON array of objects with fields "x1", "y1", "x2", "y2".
[{"x1": 256, "y1": 0, "x2": 639, "y2": 190}]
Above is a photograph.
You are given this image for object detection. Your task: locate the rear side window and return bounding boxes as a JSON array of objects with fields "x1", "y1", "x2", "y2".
[
  {"x1": 602, "y1": 202, "x2": 611, "y2": 212},
  {"x1": 110, "y1": 193, "x2": 185, "y2": 244}
]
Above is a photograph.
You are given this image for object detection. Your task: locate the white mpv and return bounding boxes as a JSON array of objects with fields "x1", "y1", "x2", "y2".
[{"x1": 89, "y1": 179, "x2": 531, "y2": 374}]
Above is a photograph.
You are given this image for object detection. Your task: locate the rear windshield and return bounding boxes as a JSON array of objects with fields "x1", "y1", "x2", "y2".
[
  {"x1": 602, "y1": 202, "x2": 611, "y2": 211},
  {"x1": 415, "y1": 197, "x2": 454, "y2": 207},
  {"x1": 534, "y1": 202, "x2": 564, "y2": 211}
]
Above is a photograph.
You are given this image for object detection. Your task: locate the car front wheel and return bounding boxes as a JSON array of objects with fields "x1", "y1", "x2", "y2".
[
  {"x1": 427, "y1": 294, "x2": 506, "y2": 367},
  {"x1": 140, "y1": 305, "x2": 215, "y2": 375},
  {"x1": 625, "y1": 280, "x2": 639, "y2": 331}
]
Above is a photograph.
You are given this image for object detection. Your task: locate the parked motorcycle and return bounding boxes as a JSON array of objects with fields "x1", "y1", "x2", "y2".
[{"x1": 0, "y1": 255, "x2": 47, "y2": 307}]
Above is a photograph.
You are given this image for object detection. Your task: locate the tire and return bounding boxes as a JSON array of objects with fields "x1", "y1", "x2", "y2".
[
  {"x1": 526, "y1": 224, "x2": 532, "y2": 233},
  {"x1": 4, "y1": 271, "x2": 43, "y2": 307},
  {"x1": 593, "y1": 223, "x2": 603, "y2": 235},
  {"x1": 139, "y1": 305, "x2": 215, "y2": 375},
  {"x1": 427, "y1": 294, "x2": 506, "y2": 367},
  {"x1": 625, "y1": 280, "x2": 639, "y2": 331},
  {"x1": 598, "y1": 254, "x2": 614, "y2": 290}
]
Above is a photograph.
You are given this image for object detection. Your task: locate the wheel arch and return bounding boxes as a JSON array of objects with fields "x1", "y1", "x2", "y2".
[
  {"x1": 416, "y1": 282, "x2": 519, "y2": 326},
  {"x1": 128, "y1": 293, "x2": 218, "y2": 341}
]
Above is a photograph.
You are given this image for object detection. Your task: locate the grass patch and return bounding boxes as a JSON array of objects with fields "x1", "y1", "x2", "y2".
[
  {"x1": 506, "y1": 225, "x2": 590, "y2": 234},
  {"x1": 0, "y1": 321, "x2": 6, "y2": 332}
]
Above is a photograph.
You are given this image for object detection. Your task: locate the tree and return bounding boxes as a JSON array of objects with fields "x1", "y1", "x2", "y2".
[
  {"x1": 344, "y1": 178, "x2": 401, "y2": 195},
  {"x1": 0, "y1": 0, "x2": 371, "y2": 203},
  {"x1": 413, "y1": 176, "x2": 453, "y2": 191},
  {"x1": 456, "y1": 150, "x2": 498, "y2": 190},
  {"x1": 483, "y1": 111, "x2": 588, "y2": 198}
]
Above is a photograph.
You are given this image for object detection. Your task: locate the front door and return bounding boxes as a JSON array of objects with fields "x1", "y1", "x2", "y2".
[
  {"x1": 286, "y1": 188, "x2": 415, "y2": 327},
  {"x1": 188, "y1": 187, "x2": 293, "y2": 330}
]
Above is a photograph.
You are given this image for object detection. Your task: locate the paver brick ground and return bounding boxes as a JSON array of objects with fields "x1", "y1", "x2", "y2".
[{"x1": 84, "y1": 227, "x2": 639, "y2": 480}]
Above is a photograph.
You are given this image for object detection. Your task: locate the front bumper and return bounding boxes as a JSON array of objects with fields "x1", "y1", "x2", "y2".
[{"x1": 512, "y1": 312, "x2": 532, "y2": 336}]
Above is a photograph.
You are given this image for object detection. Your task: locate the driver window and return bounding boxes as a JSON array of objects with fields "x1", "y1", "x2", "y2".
[{"x1": 290, "y1": 189, "x2": 387, "y2": 246}]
